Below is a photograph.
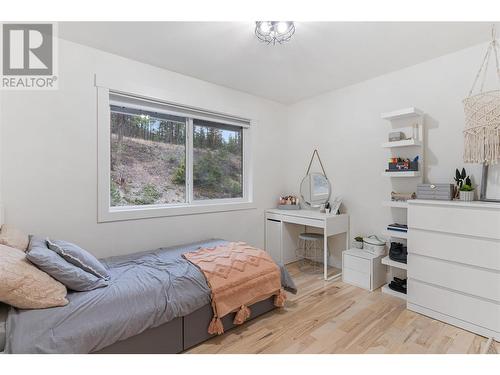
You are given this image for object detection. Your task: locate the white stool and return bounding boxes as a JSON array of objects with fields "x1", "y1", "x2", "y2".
[{"x1": 296, "y1": 232, "x2": 324, "y2": 273}]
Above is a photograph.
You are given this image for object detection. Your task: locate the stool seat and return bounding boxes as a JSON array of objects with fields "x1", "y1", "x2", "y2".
[{"x1": 299, "y1": 232, "x2": 324, "y2": 241}]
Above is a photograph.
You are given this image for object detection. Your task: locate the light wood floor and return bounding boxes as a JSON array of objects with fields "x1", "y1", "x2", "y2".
[{"x1": 187, "y1": 263, "x2": 499, "y2": 354}]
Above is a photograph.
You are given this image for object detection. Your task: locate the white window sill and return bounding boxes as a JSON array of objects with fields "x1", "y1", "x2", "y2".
[{"x1": 98, "y1": 201, "x2": 256, "y2": 223}]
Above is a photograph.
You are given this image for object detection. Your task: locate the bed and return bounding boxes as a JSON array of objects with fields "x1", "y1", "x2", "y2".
[
  {"x1": 1, "y1": 239, "x2": 295, "y2": 354},
  {"x1": 0, "y1": 303, "x2": 7, "y2": 353}
]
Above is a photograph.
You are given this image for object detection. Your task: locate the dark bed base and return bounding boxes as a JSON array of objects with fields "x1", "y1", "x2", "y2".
[{"x1": 95, "y1": 297, "x2": 276, "y2": 354}]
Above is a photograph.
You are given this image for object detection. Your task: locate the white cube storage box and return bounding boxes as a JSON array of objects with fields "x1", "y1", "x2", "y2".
[{"x1": 342, "y1": 249, "x2": 386, "y2": 291}]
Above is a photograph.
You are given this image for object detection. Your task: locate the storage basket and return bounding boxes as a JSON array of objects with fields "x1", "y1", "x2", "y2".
[
  {"x1": 417, "y1": 183, "x2": 454, "y2": 200},
  {"x1": 362, "y1": 235, "x2": 386, "y2": 256}
]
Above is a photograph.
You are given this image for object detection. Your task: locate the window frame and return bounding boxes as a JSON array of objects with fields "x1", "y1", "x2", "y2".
[{"x1": 97, "y1": 87, "x2": 254, "y2": 222}]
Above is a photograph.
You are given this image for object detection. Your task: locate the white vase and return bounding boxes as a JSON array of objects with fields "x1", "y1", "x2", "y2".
[{"x1": 459, "y1": 190, "x2": 475, "y2": 202}]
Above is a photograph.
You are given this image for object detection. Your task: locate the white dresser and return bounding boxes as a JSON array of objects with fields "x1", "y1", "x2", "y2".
[{"x1": 407, "y1": 199, "x2": 500, "y2": 340}]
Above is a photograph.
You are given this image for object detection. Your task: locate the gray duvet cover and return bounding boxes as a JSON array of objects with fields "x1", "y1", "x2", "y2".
[{"x1": 4, "y1": 239, "x2": 296, "y2": 354}]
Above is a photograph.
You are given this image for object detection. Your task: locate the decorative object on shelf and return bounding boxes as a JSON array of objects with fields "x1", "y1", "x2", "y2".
[
  {"x1": 362, "y1": 235, "x2": 386, "y2": 256},
  {"x1": 389, "y1": 242, "x2": 407, "y2": 264},
  {"x1": 300, "y1": 149, "x2": 331, "y2": 208},
  {"x1": 454, "y1": 167, "x2": 467, "y2": 189},
  {"x1": 453, "y1": 167, "x2": 474, "y2": 199},
  {"x1": 390, "y1": 191, "x2": 416, "y2": 201},
  {"x1": 417, "y1": 183, "x2": 454, "y2": 200},
  {"x1": 388, "y1": 131, "x2": 406, "y2": 142},
  {"x1": 480, "y1": 163, "x2": 500, "y2": 202},
  {"x1": 459, "y1": 181, "x2": 475, "y2": 201},
  {"x1": 463, "y1": 25, "x2": 500, "y2": 165},
  {"x1": 328, "y1": 196, "x2": 342, "y2": 215},
  {"x1": 278, "y1": 195, "x2": 300, "y2": 209},
  {"x1": 255, "y1": 21, "x2": 295, "y2": 45},
  {"x1": 353, "y1": 236, "x2": 363, "y2": 249},
  {"x1": 386, "y1": 156, "x2": 419, "y2": 172}
]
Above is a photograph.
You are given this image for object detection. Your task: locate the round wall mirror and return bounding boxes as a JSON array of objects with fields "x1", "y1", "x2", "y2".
[{"x1": 300, "y1": 172, "x2": 331, "y2": 207}]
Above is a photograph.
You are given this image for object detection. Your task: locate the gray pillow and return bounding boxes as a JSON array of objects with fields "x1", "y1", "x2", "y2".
[
  {"x1": 46, "y1": 239, "x2": 109, "y2": 280},
  {"x1": 26, "y1": 237, "x2": 108, "y2": 292}
]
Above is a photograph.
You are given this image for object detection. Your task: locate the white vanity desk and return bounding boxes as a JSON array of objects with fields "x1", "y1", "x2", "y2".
[{"x1": 265, "y1": 209, "x2": 349, "y2": 280}]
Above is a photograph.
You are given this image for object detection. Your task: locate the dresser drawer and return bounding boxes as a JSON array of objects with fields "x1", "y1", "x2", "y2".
[
  {"x1": 408, "y1": 279, "x2": 500, "y2": 332},
  {"x1": 343, "y1": 254, "x2": 370, "y2": 274},
  {"x1": 343, "y1": 267, "x2": 370, "y2": 290},
  {"x1": 408, "y1": 228, "x2": 500, "y2": 271},
  {"x1": 409, "y1": 204, "x2": 500, "y2": 239},
  {"x1": 408, "y1": 254, "x2": 500, "y2": 301}
]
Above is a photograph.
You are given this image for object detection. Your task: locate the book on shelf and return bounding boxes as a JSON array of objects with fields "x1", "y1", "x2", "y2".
[{"x1": 387, "y1": 223, "x2": 408, "y2": 232}]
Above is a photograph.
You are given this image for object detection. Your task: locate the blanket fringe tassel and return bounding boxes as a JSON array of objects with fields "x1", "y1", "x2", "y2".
[
  {"x1": 208, "y1": 317, "x2": 224, "y2": 335},
  {"x1": 233, "y1": 305, "x2": 251, "y2": 325},
  {"x1": 274, "y1": 289, "x2": 287, "y2": 307}
]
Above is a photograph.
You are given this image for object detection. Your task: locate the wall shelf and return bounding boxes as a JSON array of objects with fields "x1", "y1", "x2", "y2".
[
  {"x1": 382, "y1": 201, "x2": 408, "y2": 209},
  {"x1": 381, "y1": 139, "x2": 422, "y2": 148},
  {"x1": 381, "y1": 283, "x2": 407, "y2": 300},
  {"x1": 382, "y1": 229, "x2": 408, "y2": 239},
  {"x1": 381, "y1": 256, "x2": 407, "y2": 270},
  {"x1": 381, "y1": 107, "x2": 424, "y2": 121},
  {"x1": 382, "y1": 171, "x2": 421, "y2": 177},
  {"x1": 380, "y1": 107, "x2": 423, "y2": 292}
]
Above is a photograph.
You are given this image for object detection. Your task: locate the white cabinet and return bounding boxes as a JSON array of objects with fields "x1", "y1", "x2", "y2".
[
  {"x1": 342, "y1": 249, "x2": 386, "y2": 291},
  {"x1": 265, "y1": 218, "x2": 282, "y2": 264},
  {"x1": 407, "y1": 199, "x2": 500, "y2": 340}
]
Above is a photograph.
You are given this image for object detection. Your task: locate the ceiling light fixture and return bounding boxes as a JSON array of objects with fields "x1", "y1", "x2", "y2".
[{"x1": 255, "y1": 21, "x2": 295, "y2": 45}]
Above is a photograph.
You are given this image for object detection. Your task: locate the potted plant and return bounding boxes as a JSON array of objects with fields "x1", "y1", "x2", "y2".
[
  {"x1": 454, "y1": 168, "x2": 475, "y2": 200},
  {"x1": 454, "y1": 168, "x2": 466, "y2": 199},
  {"x1": 459, "y1": 177, "x2": 475, "y2": 202},
  {"x1": 353, "y1": 236, "x2": 363, "y2": 249}
]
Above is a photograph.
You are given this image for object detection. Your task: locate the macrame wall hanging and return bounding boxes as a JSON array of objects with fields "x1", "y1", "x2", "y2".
[{"x1": 463, "y1": 25, "x2": 500, "y2": 165}]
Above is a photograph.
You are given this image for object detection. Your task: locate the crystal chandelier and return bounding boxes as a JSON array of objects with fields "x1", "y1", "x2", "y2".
[{"x1": 255, "y1": 21, "x2": 295, "y2": 45}]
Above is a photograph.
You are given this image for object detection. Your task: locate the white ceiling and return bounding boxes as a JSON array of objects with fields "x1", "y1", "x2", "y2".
[{"x1": 59, "y1": 22, "x2": 495, "y2": 104}]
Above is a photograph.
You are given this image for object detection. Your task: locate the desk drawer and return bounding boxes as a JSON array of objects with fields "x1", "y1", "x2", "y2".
[
  {"x1": 279, "y1": 214, "x2": 324, "y2": 228},
  {"x1": 265, "y1": 213, "x2": 282, "y2": 222},
  {"x1": 408, "y1": 228, "x2": 500, "y2": 271},
  {"x1": 344, "y1": 255, "x2": 370, "y2": 274},
  {"x1": 343, "y1": 267, "x2": 370, "y2": 290},
  {"x1": 408, "y1": 279, "x2": 500, "y2": 332},
  {"x1": 409, "y1": 204, "x2": 500, "y2": 239},
  {"x1": 408, "y1": 254, "x2": 500, "y2": 301}
]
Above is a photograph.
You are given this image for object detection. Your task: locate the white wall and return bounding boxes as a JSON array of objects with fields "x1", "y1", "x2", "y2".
[
  {"x1": 284, "y1": 42, "x2": 489, "y2": 247},
  {"x1": 0, "y1": 39, "x2": 287, "y2": 257},
  {"x1": 1, "y1": 37, "x2": 491, "y2": 260}
]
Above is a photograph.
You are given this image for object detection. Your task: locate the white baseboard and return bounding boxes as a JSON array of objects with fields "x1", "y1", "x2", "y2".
[{"x1": 407, "y1": 302, "x2": 500, "y2": 341}]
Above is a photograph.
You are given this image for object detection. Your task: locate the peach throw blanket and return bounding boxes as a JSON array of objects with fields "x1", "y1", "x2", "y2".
[{"x1": 183, "y1": 242, "x2": 286, "y2": 335}]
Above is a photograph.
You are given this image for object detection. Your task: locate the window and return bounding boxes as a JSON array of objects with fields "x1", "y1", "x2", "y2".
[
  {"x1": 98, "y1": 89, "x2": 252, "y2": 222},
  {"x1": 193, "y1": 119, "x2": 243, "y2": 200},
  {"x1": 110, "y1": 106, "x2": 187, "y2": 206}
]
